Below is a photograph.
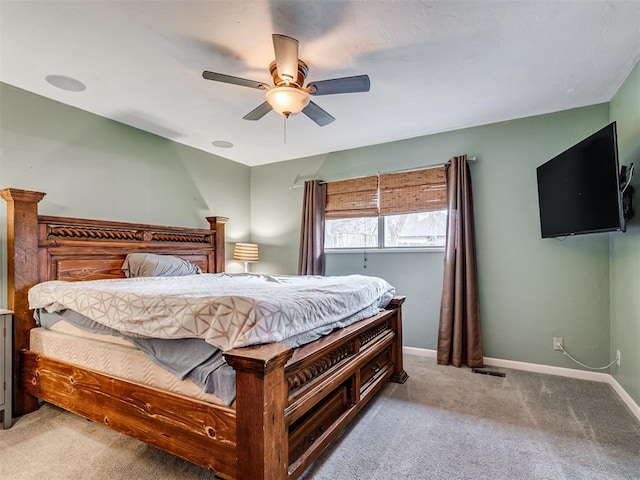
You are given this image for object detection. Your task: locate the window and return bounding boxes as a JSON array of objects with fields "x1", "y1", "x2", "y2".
[
  {"x1": 383, "y1": 211, "x2": 447, "y2": 247},
  {"x1": 325, "y1": 211, "x2": 446, "y2": 249},
  {"x1": 325, "y1": 217, "x2": 378, "y2": 249},
  {"x1": 323, "y1": 166, "x2": 448, "y2": 251}
]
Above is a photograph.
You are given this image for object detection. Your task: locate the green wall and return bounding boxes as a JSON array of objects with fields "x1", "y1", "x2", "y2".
[
  {"x1": 609, "y1": 60, "x2": 640, "y2": 405},
  {"x1": 251, "y1": 104, "x2": 614, "y2": 370},
  {"x1": 325, "y1": 252, "x2": 445, "y2": 353},
  {"x1": 0, "y1": 82, "x2": 252, "y2": 307}
]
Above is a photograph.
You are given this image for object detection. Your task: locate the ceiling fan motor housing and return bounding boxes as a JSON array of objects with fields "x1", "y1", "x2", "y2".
[{"x1": 269, "y1": 60, "x2": 309, "y2": 88}]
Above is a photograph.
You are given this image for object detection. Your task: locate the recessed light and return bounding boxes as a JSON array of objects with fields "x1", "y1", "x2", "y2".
[
  {"x1": 212, "y1": 140, "x2": 234, "y2": 148},
  {"x1": 45, "y1": 75, "x2": 86, "y2": 92}
]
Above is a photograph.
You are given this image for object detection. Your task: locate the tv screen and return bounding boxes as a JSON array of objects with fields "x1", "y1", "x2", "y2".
[{"x1": 536, "y1": 122, "x2": 625, "y2": 238}]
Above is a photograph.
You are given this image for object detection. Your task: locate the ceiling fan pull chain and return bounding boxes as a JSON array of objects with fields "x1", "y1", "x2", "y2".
[{"x1": 284, "y1": 115, "x2": 287, "y2": 144}]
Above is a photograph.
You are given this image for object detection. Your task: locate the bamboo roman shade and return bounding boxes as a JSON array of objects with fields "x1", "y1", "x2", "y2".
[
  {"x1": 379, "y1": 167, "x2": 447, "y2": 215},
  {"x1": 325, "y1": 166, "x2": 447, "y2": 218},
  {"x1": 325, "y1": 176, "x2": 379, "y2": 219}
]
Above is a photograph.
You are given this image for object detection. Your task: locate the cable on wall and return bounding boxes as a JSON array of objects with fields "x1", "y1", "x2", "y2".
[
  {"x1": 620, "y1": 162, "x2": 635, "y2": 194},
  {"x1": 559, "y1": 345, "x2": 618, "y2": 370}
]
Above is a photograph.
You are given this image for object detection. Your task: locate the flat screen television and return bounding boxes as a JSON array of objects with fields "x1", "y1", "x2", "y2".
[{"x1": 536, "y1": 122, "x2": 626, "y2": 238}]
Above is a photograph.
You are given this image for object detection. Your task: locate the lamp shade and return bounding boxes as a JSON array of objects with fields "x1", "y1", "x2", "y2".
[
  {"x1": 265, "y1": 86, "x2": 310, "y2": 116},
  {"x1": 233, "y1": 243, "x2": 259, "y2": 263}
]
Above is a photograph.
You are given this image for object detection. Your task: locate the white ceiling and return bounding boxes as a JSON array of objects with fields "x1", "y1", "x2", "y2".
[{"x1": 1, "y1": 1, "x2": 639, "y2": 167}]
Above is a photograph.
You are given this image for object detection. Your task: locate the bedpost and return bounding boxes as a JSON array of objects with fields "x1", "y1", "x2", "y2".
[
  {"x1": 1, "y1": 188, "x2": 46, "y2": 416},
  {"x1": 225, "y1": 343, "x2": 294, "y2": 480},
  {"x1": 206, "y1": 216, "x2": 228, "y2": 273},
  {"x1": 388, "y1": 295, "x2": 409, "y2": 384}
]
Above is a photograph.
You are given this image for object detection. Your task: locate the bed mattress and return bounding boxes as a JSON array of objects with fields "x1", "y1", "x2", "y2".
[
  {"x1": 29, "y1": 273, "x2": 395, "y2": 351},
  {"x1": 29, "y1": 326, "x2": 228, "y2": 407}
]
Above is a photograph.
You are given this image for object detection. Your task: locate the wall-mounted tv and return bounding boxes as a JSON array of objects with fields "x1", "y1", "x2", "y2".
[{"x1": 536, "y1": 122, "x2": 626, "y2": 238}]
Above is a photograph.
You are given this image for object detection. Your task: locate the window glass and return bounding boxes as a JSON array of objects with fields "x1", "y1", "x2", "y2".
[
  {"x1": 325, "y1": 210, "x2": 447, "y2": 249},
  {"x1": 384, "y1": 211, "x2": 447, "y2": 247},
  {"x1": 324, "y1": 217, "x2": 378, "y2": 249}
]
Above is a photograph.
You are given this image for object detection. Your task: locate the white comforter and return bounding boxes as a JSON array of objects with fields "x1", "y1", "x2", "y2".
[{"x1": 29, "y1": 273, "x2": 395, "y2": 351}]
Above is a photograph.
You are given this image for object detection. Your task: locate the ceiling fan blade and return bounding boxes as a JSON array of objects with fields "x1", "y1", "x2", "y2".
[
  {"x1": 202, "y1": 71, "x2": 268, "y2": 90},
  {"x1": 272, "y1": 34, "x2": 299, "y2": 82},
  {"x1": 243, "y1": 102, "x2": 273, "y2": 121},
  {"x1": 302, "y1": 101, "x2": 335, "y2": 127},
  {"x1": 308, "y1": 75, "x2": 370, "y2": 96}
]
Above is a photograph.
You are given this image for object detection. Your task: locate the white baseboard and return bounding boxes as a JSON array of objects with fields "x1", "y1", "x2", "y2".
[
  {"x1": 609, "y1": 375, "x2": 640, "y2": 422},
  {"x1": 482, "y1": 356, "x2": 611, "y2": 383},
  {"x1": 403, "y1": 346, "x2": 436, "y2": 358},
  {"x1": 402, "y1": 346, "x2": 640, "y2": 423}
]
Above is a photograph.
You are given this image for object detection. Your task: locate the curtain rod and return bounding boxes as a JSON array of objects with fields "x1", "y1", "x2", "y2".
[{"x1": 288, "y1": 156, "x2": 478, "y2": 189}]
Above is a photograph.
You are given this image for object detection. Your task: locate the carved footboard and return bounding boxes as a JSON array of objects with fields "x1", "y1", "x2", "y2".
[
  {"x1": 285, "y1": 297, "x2": 406, "y2": 478},
  {"x1": 226, "y1": 296, "x2": 407, "y2": 480}
]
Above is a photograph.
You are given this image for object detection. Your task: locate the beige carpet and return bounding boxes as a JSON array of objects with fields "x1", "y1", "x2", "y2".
[
  {"x1": 0, "y1": 401, "x2": 218, "y2": 480},
  {"x1": 1, "y1": 354, "x2": 639, "y2": 480}
]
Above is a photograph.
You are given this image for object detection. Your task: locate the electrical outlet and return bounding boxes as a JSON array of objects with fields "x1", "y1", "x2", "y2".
[
  {"x1": 616, "y1": 350, "x2": 621, "y2": 367},
  {"x1": 553, "y1": 337, "x2": 564, "y2": 351}
]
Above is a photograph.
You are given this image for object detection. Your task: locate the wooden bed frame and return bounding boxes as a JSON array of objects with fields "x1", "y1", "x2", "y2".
[{"x1": 2, "y1": 188, "x2": 408, "y2": 480}]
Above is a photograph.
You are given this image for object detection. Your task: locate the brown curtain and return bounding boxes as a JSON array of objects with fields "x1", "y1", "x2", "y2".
[
  {"x1": 437, "y1": 155, "x2": 483, "y2": 368},
  {"x1": 298, "y1": 180, "x2": 327, "y2": 275}
]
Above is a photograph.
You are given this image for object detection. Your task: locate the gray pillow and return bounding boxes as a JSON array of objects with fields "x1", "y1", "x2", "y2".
[{"x1": 122, "y1": 253, "x2": 202, "y2": 278}]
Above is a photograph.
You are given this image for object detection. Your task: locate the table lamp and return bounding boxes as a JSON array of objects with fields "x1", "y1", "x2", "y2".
[{"x1": 233, "y1": 243, "x2": 259, "y2": 272}]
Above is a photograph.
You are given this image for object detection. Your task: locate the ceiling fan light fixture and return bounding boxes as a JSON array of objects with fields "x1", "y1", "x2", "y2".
[{"x1": 265, "y1": 86, "x2": 310, "y2": 117}]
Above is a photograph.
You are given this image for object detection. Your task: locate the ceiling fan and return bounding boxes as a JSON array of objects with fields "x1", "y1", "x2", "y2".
[{"x1": 202, "y1": 34, "x2": 370, "y2": 127}]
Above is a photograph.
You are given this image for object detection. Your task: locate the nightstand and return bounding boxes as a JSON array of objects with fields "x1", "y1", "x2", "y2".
[{"x1": 0, "y1": 309, "x2": 12, "y2": 429}]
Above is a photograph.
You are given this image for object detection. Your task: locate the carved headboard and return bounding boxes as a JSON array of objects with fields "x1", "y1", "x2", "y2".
[
  {"x1": 1, "y1": 187, "x2": 227, "y2": 415},
  {"x1": 38, "y1": 214, "x2": 225, "y2": 282}
]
